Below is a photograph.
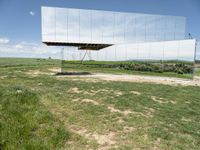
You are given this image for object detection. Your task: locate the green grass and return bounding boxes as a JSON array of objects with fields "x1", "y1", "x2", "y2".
[
  {"x1": 0, "y1": 58, "x2": 200, "y2": 149},
  {"x1": 0, "y1": 85, "x2": 70, "y2": 149},
  {"x1": 195, "y1": 68, "x2": 200, "y2": 76},
  {"x1": 0, "y1": 57, "x2": 60, "y2": 68}
]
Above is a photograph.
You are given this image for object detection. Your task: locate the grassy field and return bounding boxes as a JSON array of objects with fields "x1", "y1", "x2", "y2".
[
  {"x1": 0, "y1": 57, "x2": 60, "y2": 68},
  {"x1": 195, "y1": 68, "x2": 200, "y2": 76},
  {"x1": 1, "y1": 58, "x2": 200, "y2": 149},
  {"x1": 194, "y1": 62, "x2": 200, "y2": 77}
]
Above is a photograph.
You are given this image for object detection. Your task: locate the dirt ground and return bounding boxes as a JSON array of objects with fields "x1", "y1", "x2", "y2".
[
  {"x1": 57, "y1": 72, "x2": 200, "y2": 87},
  {"x1": 47, "y1": 67, "x2": 200, "y2": 86}
]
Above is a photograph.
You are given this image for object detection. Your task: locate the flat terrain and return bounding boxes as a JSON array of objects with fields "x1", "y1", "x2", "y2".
[
  {"x1": 195, "y1": 68, "x2": 200, "y2": 77},
  {"x1": 62, "y1": 60, "x2": 194, "y2": 79},
  {"x1": 1, "y1": 58, "x2": 200, "y2": 150}
]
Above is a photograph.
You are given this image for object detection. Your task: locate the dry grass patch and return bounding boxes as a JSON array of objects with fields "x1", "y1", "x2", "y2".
[
  {"x1": 67, "y1": 87, "x2": 82, "y2": 94},
  {"x1": 181, "y1": 117, "x2": 192, "y2": 122},
  {"x1": 72, "y1": 98, "x2": 80, "y2": 102},
  {"x1": 151, "y1": 96, "x2": 176, "y2": 104},
  {"x1": 107, "y1": 105, "x2": 154, "y2": 118},
  {"x1": 26, "y1": 70, "x2": 53, "y2": 77},
  {"x1": 67, "y1": 87, "x2": 108, "y2": 96},
  {"x1": 37, "y1": 82, "x2": 43, "y2": 86},
  {"x1": 130, "y1": 91, "x2": 141, "y2": 96},
  {"x1": 114, "y1": 91, "x2": 123, "y2": 96},
  {"x1": 15, "y1": 70, "x2": 23, "y2": 73},
  {"x1": 81, "y1": 99, "x2": 100, "y2": 105},
  {"x1": 69, "y1": 125, "x2": 116, "y2": 148},
  {"x1": 15, "y1": 90, "x2": 22, "y2": 94},
  {"x1": 89, "y1": 89, "x2": 110, "y2": 95},
  {"x1": 0, "y1": 75, "x2": 7, "y2": 79},
  {"x1": 48, "y1": 67, "x2": 61, "y2": 73}
]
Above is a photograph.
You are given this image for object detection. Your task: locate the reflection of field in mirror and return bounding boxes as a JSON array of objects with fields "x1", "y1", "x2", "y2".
[
  {"x1": 195, "y1": 62, "x2": 200, "y2": 77},
  {"x1": 61, "y1": 60, "x2": 194, "y2": 79}
]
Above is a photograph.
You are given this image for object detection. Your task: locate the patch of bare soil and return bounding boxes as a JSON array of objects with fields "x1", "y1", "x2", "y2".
[
  {"x1": 117, "y1": 118, "x2": 125, "y2": 124},
  {"x1": 108, "y1": 106, "x2": 132, "y2": 116},
  {"x1": 130, "y1": 91, "x2": 141, "y2": 96},
  {"x1": 107, "y1": 105, "x2": 153, "y2": 118},
  {"x1": 73, "y1": 96, "x2": 154, "y2": 118},
  {"x1": 42, "y1": 99, "x2": 117, "y2": 149},
  {"x1": 72, "y1": 98, "x2": 80, "y2": 102},
  {"x1": 57, "y1": 73, "x2": 200, "y2": 86},
  {"x1": 151, "y1": 96, "x2": 176, "y2": 104},
  {"x1": 48, "y1": 67, "x2": 61, "y2": 73},
  {"x1": 69, "y1": 125, "x2": 116, "y2": 149},
  {"x1": 16, "y1": 90, "x2": 22, "y2": 94},
  {"x1": 38, "y1": 82, "x2": 43, "y2": 86},
  {"x1": 0, "y1": 75, "x2": 7, "y2": 79},
  {"x1": 153, "y1": 138, "x2": 162, "y2": 149},
  {"x1": 68, "y1": 87, "x2": 123, "y2": 97},
  {"x1": 181, "y1": 117, "x2": 192, "y2": 122},
  {"x1": 114, "y1": 91, "x2": 123, "y2": 96},
  {"x1": 81, "y1": 99, "x2": 100, "y2": 105},
  {"x1": 67, "y1": 87, "x2": 82, "y2": 94},
  {"x1": 67, "y1": 87, "x2": 100, "y2": 96},
  {"x1": 26, "y1": 70, "x2": 53, "y2": 77}
]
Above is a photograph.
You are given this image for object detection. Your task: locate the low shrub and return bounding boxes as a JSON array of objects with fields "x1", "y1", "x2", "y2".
[{"x1": 81, "y1": 61, "x2": 193, "y2": 74}]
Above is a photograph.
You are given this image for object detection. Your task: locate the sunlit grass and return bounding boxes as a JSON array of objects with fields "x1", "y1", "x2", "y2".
[
  {"x1": 0, "y1": 85, "x2": 69, "y2": 149},
  {"x1": 0, "y1": 58, "x2": 200, "y2": 149}
]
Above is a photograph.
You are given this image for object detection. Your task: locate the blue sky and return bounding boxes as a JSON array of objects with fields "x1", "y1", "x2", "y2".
[{"x1": 0, "y1": 0, "x2": 199, "y2": 59}]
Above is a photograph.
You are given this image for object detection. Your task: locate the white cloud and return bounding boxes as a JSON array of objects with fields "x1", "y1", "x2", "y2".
[
  {"x1": 0, "y1": 41, "x2": 61, "y2": 59},
  {"x1": 0, "y1": 37, "x2": 9, "y2": 44},
  {"x1": 29, "y1": 11, "x2": 35, "y2": 16},
  {"x1": 14, "y1": 44, "x2": 23, "y2": 49}
]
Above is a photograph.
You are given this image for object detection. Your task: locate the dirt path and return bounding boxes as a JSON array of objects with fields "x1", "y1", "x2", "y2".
[{"x1": 57, "y1": 73, "x2": 200, "y2": 87}]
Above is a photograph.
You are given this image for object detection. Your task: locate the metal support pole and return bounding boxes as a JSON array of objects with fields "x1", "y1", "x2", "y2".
[
  {"x1": 162, "y1": 42, "x2": 165, "y2": 73},
  {"x1": 193, "y1": 39, "x2": 198, "y2": 80}
]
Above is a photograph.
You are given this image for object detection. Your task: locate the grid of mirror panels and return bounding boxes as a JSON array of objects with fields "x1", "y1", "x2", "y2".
[
  {"x1": 62, "y1": 39, "x2": 196, "y2": 62},
  {"x1": 42, "y1": 6, "x2": 186, "y2": 45}
]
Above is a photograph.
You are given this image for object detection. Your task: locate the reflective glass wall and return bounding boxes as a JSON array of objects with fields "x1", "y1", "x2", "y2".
[
  {"x1": 61, "y1": 39, "x2": 196, "y2": 78},
  {"x1": 42, "y1": 6, "x2": 196, "y2": 78},
  {"x1": 61, "y1": 40, "x2": 196, "y2": 62},
  {"x1": 42, "y1": 6, "x2": 186, "y2": 44}
]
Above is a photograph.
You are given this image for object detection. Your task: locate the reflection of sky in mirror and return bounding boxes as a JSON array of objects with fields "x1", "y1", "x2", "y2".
[
  {"x1": 42, "y1": 6, "x2": 186, "y2": 44},
  {"x1": 41, "y1": 7, "x2": 196, "y2": 62}
]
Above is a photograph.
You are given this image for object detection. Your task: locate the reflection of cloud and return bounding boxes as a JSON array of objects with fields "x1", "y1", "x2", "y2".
[
  {"x1": 42, "y1": 7, "x2": 186, "y2": 45},
  {"x1": 14, "y1": 44, "x2": 23, "y2": 49},
  {"x1": 0, "y1": 37, "x2": 9, "y2": 44},
  {"x1": 29, "y1": 11, "x2": 35, "y2": 16},
  {"x1": 0, "y1": 40, "x2": 196, "y2": 61}
]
